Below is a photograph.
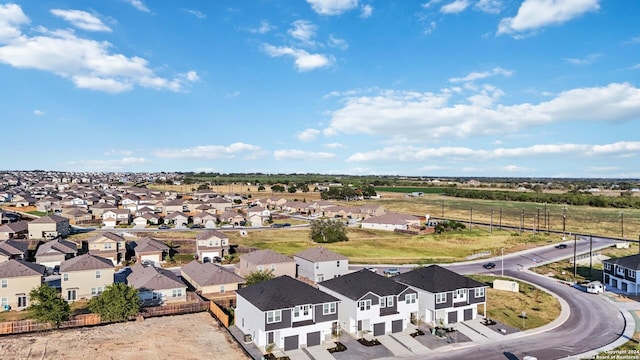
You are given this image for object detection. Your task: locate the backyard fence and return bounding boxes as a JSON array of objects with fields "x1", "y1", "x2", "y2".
[
  {"x1": 0, "y1": 313, "x2": 101, "y2": 335},
  {"x1": 209, "y1": 301, "x2": 230, "y2": 327}
]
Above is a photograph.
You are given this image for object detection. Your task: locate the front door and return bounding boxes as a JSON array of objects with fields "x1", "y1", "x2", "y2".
[
  {"x1": 67, "y1": 289, "x2": 77, "y2": 301},
  {"x1": 267, "y1": 332, "x2": 274, "y2": 344}
]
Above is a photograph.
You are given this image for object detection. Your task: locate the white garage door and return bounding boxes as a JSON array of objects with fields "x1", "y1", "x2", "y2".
[{"x1": 141, "y1": 255, "x2": 158, "y2": 264}]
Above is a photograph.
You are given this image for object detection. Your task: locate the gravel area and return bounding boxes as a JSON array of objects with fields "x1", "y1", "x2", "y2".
[{"x1": 0, "y1": 312, "x2": 248, "y2": 360}]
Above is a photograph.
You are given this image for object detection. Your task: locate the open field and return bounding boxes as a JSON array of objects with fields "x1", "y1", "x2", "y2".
[
  {"x1": 0, "y1": 312, "x2": 247, "y2": 360},
  {"x1": 470, "y1": 275, "x2": 561, "y2": 330}
]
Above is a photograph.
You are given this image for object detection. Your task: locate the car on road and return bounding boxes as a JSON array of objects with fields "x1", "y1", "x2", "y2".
[
  {"x1": 190, "y1": 224, "x2": 203, "y2": 229},
  {"x1": 158, "y1": 225, "x2": 170, "y2": 229},
  {"x1": 365, "y1": 267, "x2": 378, "y2": 273},
  {"x1": 282, "y1": 223, "x2": 291, "y2": 227},
  {"x1": 555, "y1": 244, "x2": 568, "y2": 249},
  {"x1": 270, "y1": 223, "x2": 284, "y2": 228},
  {"x1": 483, "y1": 262, "x2": 496, "y2": 269},
  {"x1": 383, "y1": 268, "x2": 401, "y2": 276}
]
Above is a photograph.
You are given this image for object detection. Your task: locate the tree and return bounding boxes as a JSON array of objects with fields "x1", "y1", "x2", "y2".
[
  {"x1": 88, "y1": 283, "x2": 140, "y2": 323},
  {"x1": 257, "y1": 185, "x2": 266, "y2": 191},
  {"x1": 288, "y1": 185, "x2": 297, "y2": 193},
  {"x1": 28, "y1": 284, "x2": 70, "y2": 328},
  {"x1": 271, "y1": 185, "x2": 285, "y2": 193},
  {"x1": 244, "y1": 269, "x2": 275, "y2": 286},
  {"x1": 310, "y1": 219, "x2": 349, "y2": 243}
]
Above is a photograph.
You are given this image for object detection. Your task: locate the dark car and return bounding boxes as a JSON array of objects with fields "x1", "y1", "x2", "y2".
[
  {"x1": 270, "y1": 223, "x2": 284, "y2": 228},
  {"x1": 190, "y1": 224, "x2": 202, "y2": 229},
  {"x1": 282, "y1": 223, "x2": 291, "y2": 227},
  {"x1": 555, "y1": 244, "x2": 568, "y2": 249},
  {"x1": 483, "y1": 262, "x2": 496, "y2": 269},
  {"x1": 158, "y1": 225, "x2": 170, "y2": 229}
]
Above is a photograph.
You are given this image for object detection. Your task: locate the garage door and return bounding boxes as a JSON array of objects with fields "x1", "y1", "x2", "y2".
[
  {"x1": 391, "y1": 319, "x2": 403, "y2": 333},
  {"x1": 373, "y1": 322, "x2": 385, "y2": 336},
  {"x1": 447, "y1": 311, "x2": 458, "y2": 324},
  {"x1": 464, "y1": 309, "x2": 473, "y2": 321},
  {"x1": 141, "y1": 255, "x2": 157, "y2": 263},
  {"x1": 306, "y1": 331, "x2": 321, "y2": 347},
  {"x1": 284, "y1": 335, "x2": 299, "y2": 351}
]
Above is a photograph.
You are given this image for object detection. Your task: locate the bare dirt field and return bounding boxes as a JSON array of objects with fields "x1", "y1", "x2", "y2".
[{"x1": 0, "y1": 312, "x2": 249, "y2": 360}]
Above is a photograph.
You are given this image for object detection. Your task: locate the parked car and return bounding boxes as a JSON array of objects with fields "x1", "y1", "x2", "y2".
[
  {"x1": 190, "y1": 224, "x2": 202, "y2": 229},
  {"x1": 365, "y1": 267, "x2": 378, "y2": 273},
  {"x1": 483, "y1": 262, "x2": 496, "y2": 269},
  {"x1": 282, "y1": 223, "x2": 291, "y2": 227},
  {"x1": 383, "y1": 268, "x2": 401, "y2": 276},
  {"x1": 213, "y1": 256, "x2": 222, "y2": 263},
  {"x1": 270, "y1": 223, "x2": 284, "y2": 228},
  {"x1": 159, "y1": 225, "x2": 170, "y2": 229},
  {"x1": 555, "y1": 244, "x2": 568, "y2": 249}
]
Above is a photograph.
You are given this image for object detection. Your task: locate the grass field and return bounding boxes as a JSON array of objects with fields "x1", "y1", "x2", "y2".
[{"x1": 469, "y1": 275, "x2": 561, "y2": 330}]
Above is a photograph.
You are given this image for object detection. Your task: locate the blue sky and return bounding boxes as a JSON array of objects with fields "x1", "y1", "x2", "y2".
[{"x1": 1, "y1": 0, "x2": 639, "y2": 178}]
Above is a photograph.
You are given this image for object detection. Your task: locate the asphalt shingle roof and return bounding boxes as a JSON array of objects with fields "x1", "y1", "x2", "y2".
[
  {"x1": 0, "y1": 259, "x2": 46, "y2": 278},
  {"x1": 319, "y1": 269, "x2": 407, "y2": 300},
  {"x1": 393, "y1": 265, "x2": 485, "y2": 293},
  {"x1": 60, "y1": 253, "x2": 114, "y2": 272},
  {"x1": 241, "y1": 249, "x2": 293, "y2": 265},
  {"x1": 181, "y1": 260, "x2": 244, "y2": 286},
  {"x1": 236, "y1": 275, "x2": 338, "y2": 311},
  {"x1": 35, "y1": 238, "x2": 78, "y2": 256},
  {"x1": 604, "y1": 254, "x2": 640, "y2": 270},
  {"x1": 294, "y1": 247, "x2": 347, "y2": 262},
  {"x1": 126, "y1": 263, "x2": 185, "y2": 291}
]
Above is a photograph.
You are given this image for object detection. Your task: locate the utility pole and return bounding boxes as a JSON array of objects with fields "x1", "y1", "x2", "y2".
[
  {"x1": 562, "y1": 205, "x2": 567, "y2": 235},
  {"x1": 490, "y1": 209, "x2": 494, "y2": 234},
  {"x1": 536, "y1": 208, "x2": 540, "y2": 234},
  {"x1": 441, "y1": 199, "x2": 444, "y2": 218},
  {"x1": 589, "y1": 234, "x2": 593, "y2": 279},
  {"x1": 520, "y1": 209, "x2": 524, "y2": 234},
  {"x1": 499, "y1": 208, "x2": 502, "y2": 230},
  {"x1": 546, "y1": 209, "x2": 550, "y2": 234},
  {"x1": 620, "y1": 211, "x2": 624, "y2": 239},
  {"x1": 469, "y1": 207, "x2": 473, "y2": 231},
  {"x1": 573, "y1": 234, "x2": 578, "y2": 280}
]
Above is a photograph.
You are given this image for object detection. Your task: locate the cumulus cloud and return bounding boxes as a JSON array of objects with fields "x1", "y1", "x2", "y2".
[
  {"x1": 124, "y1": 0, "x2": 150, "y2": 13},
  {"x1": 328, "y1": 35, "x2": 348, "y2": 49},
  {"x1": 325, "y1": 142, "x2": 346, "y2": 149},
  {"x1": 67, "y1": 157, "x2": 147, "y2": 170},
  {"x1": 306, "y1": 0, "x2": 359, "y2": 15},
  {"x1": 288, "y1": 20, "x2": 317, "y2": 46},
  {"x1": 249, "y1": 20, "x2": 275, "y2": 34},
  {"x1": 262, "y1": 44, "x2": 334, "y2": 71},
  {"x1": 498, "y1": 0, "x2": 600, "y2": 36},
  {"x1": 104, "y1": 149, "x2": 133, "y2": 156},
  {"x1": 422, "y1": 0, "x2": 443, "y2": 9},
  {"x1": 185, "y1": 9, "x2": 206, "y2": 19},
  {"x1": 51, "y1": 9, "x2": 111, "y2": 32},
  {"x1": 33, "y1": 109, "x2": 44, "y2": 116},
  {"x1": 274, "y1": 149, "x2": 336, "y2": 161},
  {"x1": 323, "y1": 83, "x2": 640, "y2": 140},
  {"x1": 441, "y1": 0, "x2": 470, "y2": 14},
  {"x1": 154, "y1": 143, "x2": 262, "y2": 160},
  {"x1": 563, "y1": 53, "x2": 601, "y2": 65},
  {"x1": 297, "y1": 128, "x2": 321, "y2": 142},
  {"x1": 360, "y1": 4, "x2": 373, "y2": 18},
  {"x1": 475, "y1": 0, "x2": 503, "y2": 14},
  {"x1": 449, "y1": 67, "x2": 513, "y2": 83},
  {"x1": 0, "y1": 5, "x2": 197, "y2": 93}
]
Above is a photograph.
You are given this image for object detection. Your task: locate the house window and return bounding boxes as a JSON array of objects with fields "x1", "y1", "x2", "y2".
[
  {"x1": 605, "y1": 263, "x2": 611, "y2": 271},
  {"x1": 453, "y1": 289, "x2": 466, "y2": 301},
  {"x1": 271, "y1": 264, "x2": 275, "y2": 271},
  {"x1": 67, "y1": 289, "x2": 77, "y2": 301},
  {"x1": 316, "y1": 263, "x2": 319, "y2": 269},
  {"x1": 267, "y1": 310, "x2": 282, "y2": 324},
  {"x1": 380, "y1": 295, "x2": 394, "y2": 308},
  {"x1": 337, "y1": 261, "x2": 340, "y2": 267},
  {"x1": 172, "y1": 289, "x2": 183, "y2": 298},
  {"x1": 630, "y1": 270, "x2": 636, "y2": 279},
  {"x1": 323, "y1": 302, "x2": 337, "y2": 315},
  {"x1": 435, "y1": 293, "x2": 446, "y2": 304},
  {"x1": 475, "y1": 288, "x2": 485, "y2": 298},
  {"x1": 17, "y1": 295, "x2": 27, "y2": 308},
  {"x1": 104, "y1": 243, "x2": 112, "y2": 250},
  {"x1": 95, "y1": 270, "x2": 101, "y2": 279},
  {"x1": 91, "y1": 287, "x2": 104, "y2": 296},
  {"x1": 405, "y1": 293, "x2": 416, "y2": 304},
  {"x1": 318, "y1": 275, "x2": 324, "y2": 282},
  {"x1": 1, "y1": 297, "x2": 7, "y2": 307},
  {"x1": 209, "y1": 240, "x2": 213, "y2": 247},
  {"x1": 258, "y1": 265, "x2": 263, "y2": 271},
  {"x1": 617, "y1": 266, "x2": 625, "y2": 276},
  {"x1": 220, "y1": 285, "x2": 225, "y2": 293},
  {"x1": 152, "y1": 292, "x2": 159, "y2": 300},
  {"x1": 1, "y1": 279, "x2": 6, "y2": 288},
  {"x1": 63, "y1": 273, "x2": 69, "y2": 281},
  {"x1": 358, "y1": 300, "x2": 371, "y2": 311}
]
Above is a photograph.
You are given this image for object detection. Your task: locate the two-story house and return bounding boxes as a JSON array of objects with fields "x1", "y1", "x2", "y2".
[
  {"x1": 603, "y1": 254, "x2": 640, "y2": 294},
  {"x1": 129, "y1": 237, "x2": 170, "y2": 265},
  {"x1": 35, "y1": 238, "x2": 78, "y2": 269},
  {"x1": 0, "y1": 259, "x2": 46, "y2": 311},
  {"x1": 236, "y1": 275, "x2": 340, "y2": 351},
  {"x1": 318, "y1": 269, "x2": 418, "y2": 337},
  {"x1": 294, "y1": 247, "x2": 348, "y2": 283},
  {"x1": 84, "y1": 232, "x2": 127, "y2": 265},
  {"x1": 195, "y1": 230, "x2": 230, "y2": 262},
  {"x1": 235, "y1": 249, "x2": 296, "y2": 278},
  {"x1": 181, "y1": 260, "x2": 244, "y2": 305},
  {"x1": 126, "y1": 263, "x2": 187, "y2": 306},
  {"x1": 0, "y1": 239, "x2": 29, "y2": 262},
  {"x1": 393, "y1": 265, "x2": 487, "y2": 325},
  {"x1": 102, "y1": 209, "x2": 131, "y2": 226},
  {"x1": 60, "y1": 253, "x2": 115, "y2": 302},
  {"x1": 28, "y1": 214, "x2": 70, "y2": 240},
  {"x1": 0, "y1": 220, "x2": 29, "y2": 240}
]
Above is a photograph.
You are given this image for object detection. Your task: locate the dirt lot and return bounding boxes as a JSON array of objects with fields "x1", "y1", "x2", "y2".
[{"x1": 0, "y1": 312, "x2": 249, "y2": 360}]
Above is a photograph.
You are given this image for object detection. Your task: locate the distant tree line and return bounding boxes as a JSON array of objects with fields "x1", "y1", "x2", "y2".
[
  {"x1": 320, "y1": 186, "x2": 377, "y2": 201},
  {"x1": 442, "y1": 188, "x2": 640, "y2": 209}
]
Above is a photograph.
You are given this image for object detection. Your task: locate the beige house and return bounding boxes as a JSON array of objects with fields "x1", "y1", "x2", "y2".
[
  {"x1": 35, "y1": 238, "x2": 78, "y2": 268},
  {"x1": 0, "y1": 239, "x2": 28, "y2": 262},
  {"x1": 196, "y1": 230, "x2": 230, "y2": 262},
  {"x1": 0, "y1": 259, "x2": 46, "y2": 311},
  {"x1": 126, "y1": 263, "x2": 187, "y2": 306},
  {"x1": 205, "y1": 197, "x2": 232, "y2": 214},
  {"x1": 60, "y1": 253, "x2": 114, "y2": 302},
  {"x1": 235, "y1": 249, "x2": 296, "y2": 278},
  {"x1": 84, "y1": 232, "x2": 127, "y2": 265},
  {"x1": 0, "y1": 220, "x2": 29, "y2": 240},
  {"x1": 28, "y1": 214, "x2": 71, "y2": 240},
  {"x1": 181, "y1": 260, "x2": 244, "y2": 304},
  {"x1": 130, "y1": 237, "x2": 169, "y2": 265}
]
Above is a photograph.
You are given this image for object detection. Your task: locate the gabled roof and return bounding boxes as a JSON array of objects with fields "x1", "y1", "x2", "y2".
[
  {"x1": 393, "y1": 265, "x2": 484, "y2": 293},
  {"x1": 0, "y1": 220, "x2": 29, "y2": 233},
  {"x1": 35, "y1": 238, "x2": 78, "y2": 256},
  {"x1": 361, "y1": 212, "x2": 420, "y2": 225},
  {"x1": 60, "y1": 253, "x2": 114, "y2": 272},
  {"x1": 181, "y1": 260, "x2": 244, "y2": 286},
  {"x1": 0, "y1": 258, "x2": 46, "y2": 278},
  {"x1": 165, "y1": 211, "x2": 188, "y2": 219},
  {"x1": 241, "y1": 249, "x2": 293, "y2": 265},
  {"x1": 237, "y1": 275, "x2": 338, "y2": 311},
  {"x1": 196, "y1": 229, "x2": 228, "y2": 241},
  {"x1": 319, "y1": 269, "x2": 407, "y2": 300},
  {"x1": 604, "y1": 254, "x2": 640, "y2": 270},
  {"x1": 130, "y1": 237, "x2": 169, "y2": 254},
  {"x1": 86, "y1": 232, "x2": 126, "y2": 243},
  {"x1": 126, "y1": 263, "x2": 185, "y2": 291},
  {"x1": 294, "y1": 247, "x2": 347, "y2": 263},
  {"x1": 30, "y1": 214, "x2": 69, "y2": 224},
  {"x1": 0, "y1": 239, "x2": 28, "y2": 256}
]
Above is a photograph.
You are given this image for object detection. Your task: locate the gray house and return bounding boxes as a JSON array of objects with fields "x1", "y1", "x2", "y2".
[
  {"x1": 126, "y1": 263, "x2": 187, "y2": 306},
  {"x1": 0, "y1": 239, "x2": 29, "y2": 263},
  {"x1": 35, "y1": 238, "x2": 78, "y2": 269}
]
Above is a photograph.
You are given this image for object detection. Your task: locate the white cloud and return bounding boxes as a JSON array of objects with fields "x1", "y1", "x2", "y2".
[
  {"x1": 360, "y1": 4, "x2": 373, "y2": 18},
  {"x1": 347, "y1": 141, "x2": 640, "y2": 163},
  {"x1": 104, "y1": 149, "x2": 133, "y2": 156},
  {"x1": 154, "y1": 143, "x2": 262, "y2": 160},
  {"x1": 498, "y1": 0, "x2": 600, "y2": 36},
  {"x1": 325, "y1": 142, "x2": 346, "y2": 148},
  {"x1": 328, "y1": 35, "x2": 348, "y2": 49},
  {"x1": 33, "y1": 109, "x2": 44, "y2": 116},
  {"x1": 297, "y1": 128, "x2": 321, "y2": 142},
  {"x1": 449, "y1": 67, "x2": 513, "y2": 83},
  {"x1": 423, "y1": 21, "x2": 437, "y2": 35},
  {"x1": 475, "y1": 0, "x2": 503, "y2": 14},
  {"x1": 67, "y1": 157, "x2": 147, "y2": 170},
  {"x1": 306, "y1": 0, "x2": 359, "y2": 15},
  {"x1": 226, "y1": 90, "x2": 240, "y2": 98},
  {"x1": 624, "y1": 36, "x2": 640, "y2": 45},
  {"x1": 250, "y1": 20, "x2": 275, "y2": 34},
  {"x1": 422, "y1": 0, "x2": 443, "y2": 9},
  {"x1": 124, "y1": 0, "x2": 150, "y2": 13},
  {"x1": 0, "y1": 5, "x2": 196, "y2": 93},
  {"x1": 563, "y1": 53, "x2": 601, "y2": 65},
  {"x1": 51, "y1": 9, "x2": 111, "y2": 32},
  {"x1": 501, "y1": 165, "x2": 534, "y2": 172},
  {"x1": 441, "y1": 0, "x2": 470, "y2": 14},
  {"x1": 324, "y1": 83, "x2": 640, "y2": 140},
  {"x1": 262, "y1": 44, "x2": 334, "y2": 71},
  {"x1": 288, "y1": 20, "x2": 317, "y2": 46},
  {"x1": 274, "y1": 149, "x2": 336, "y2": 161},
  {"x1": 185, "y1": 9, "x2": 206, "y2": 19}
]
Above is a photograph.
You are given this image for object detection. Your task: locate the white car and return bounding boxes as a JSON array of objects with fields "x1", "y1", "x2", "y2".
[{"x1": 365, "y1": 267, "x2": 378, "y2": 273}]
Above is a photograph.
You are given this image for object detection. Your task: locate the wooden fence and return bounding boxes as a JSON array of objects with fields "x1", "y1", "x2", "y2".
[
  {"x1": 141, "y1": 301, "x2": 208, "y2": 318},
  {"x1": 209, "y1": 301, "x2": 230, "y2": 327},
  {"x1": 0, "y1": 313, "x2": 101, "y2": 335}
]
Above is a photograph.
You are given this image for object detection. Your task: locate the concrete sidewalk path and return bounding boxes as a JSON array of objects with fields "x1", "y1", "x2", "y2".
[
  {"x1": 462, "y1": 318, "x2": 504, "y2": 340},
  {"x1": 390, "y1": 332, "x2": 432, "y2": 355},
  {"x1": 287, "y1": 349, "x2": 313, "y2": 360},
  {"x1": 377, "y1": 335, "x2": 414, "y2": 357},
  {"x1": 305, "y1": 345, "x2": 336, "y2": 360}
]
